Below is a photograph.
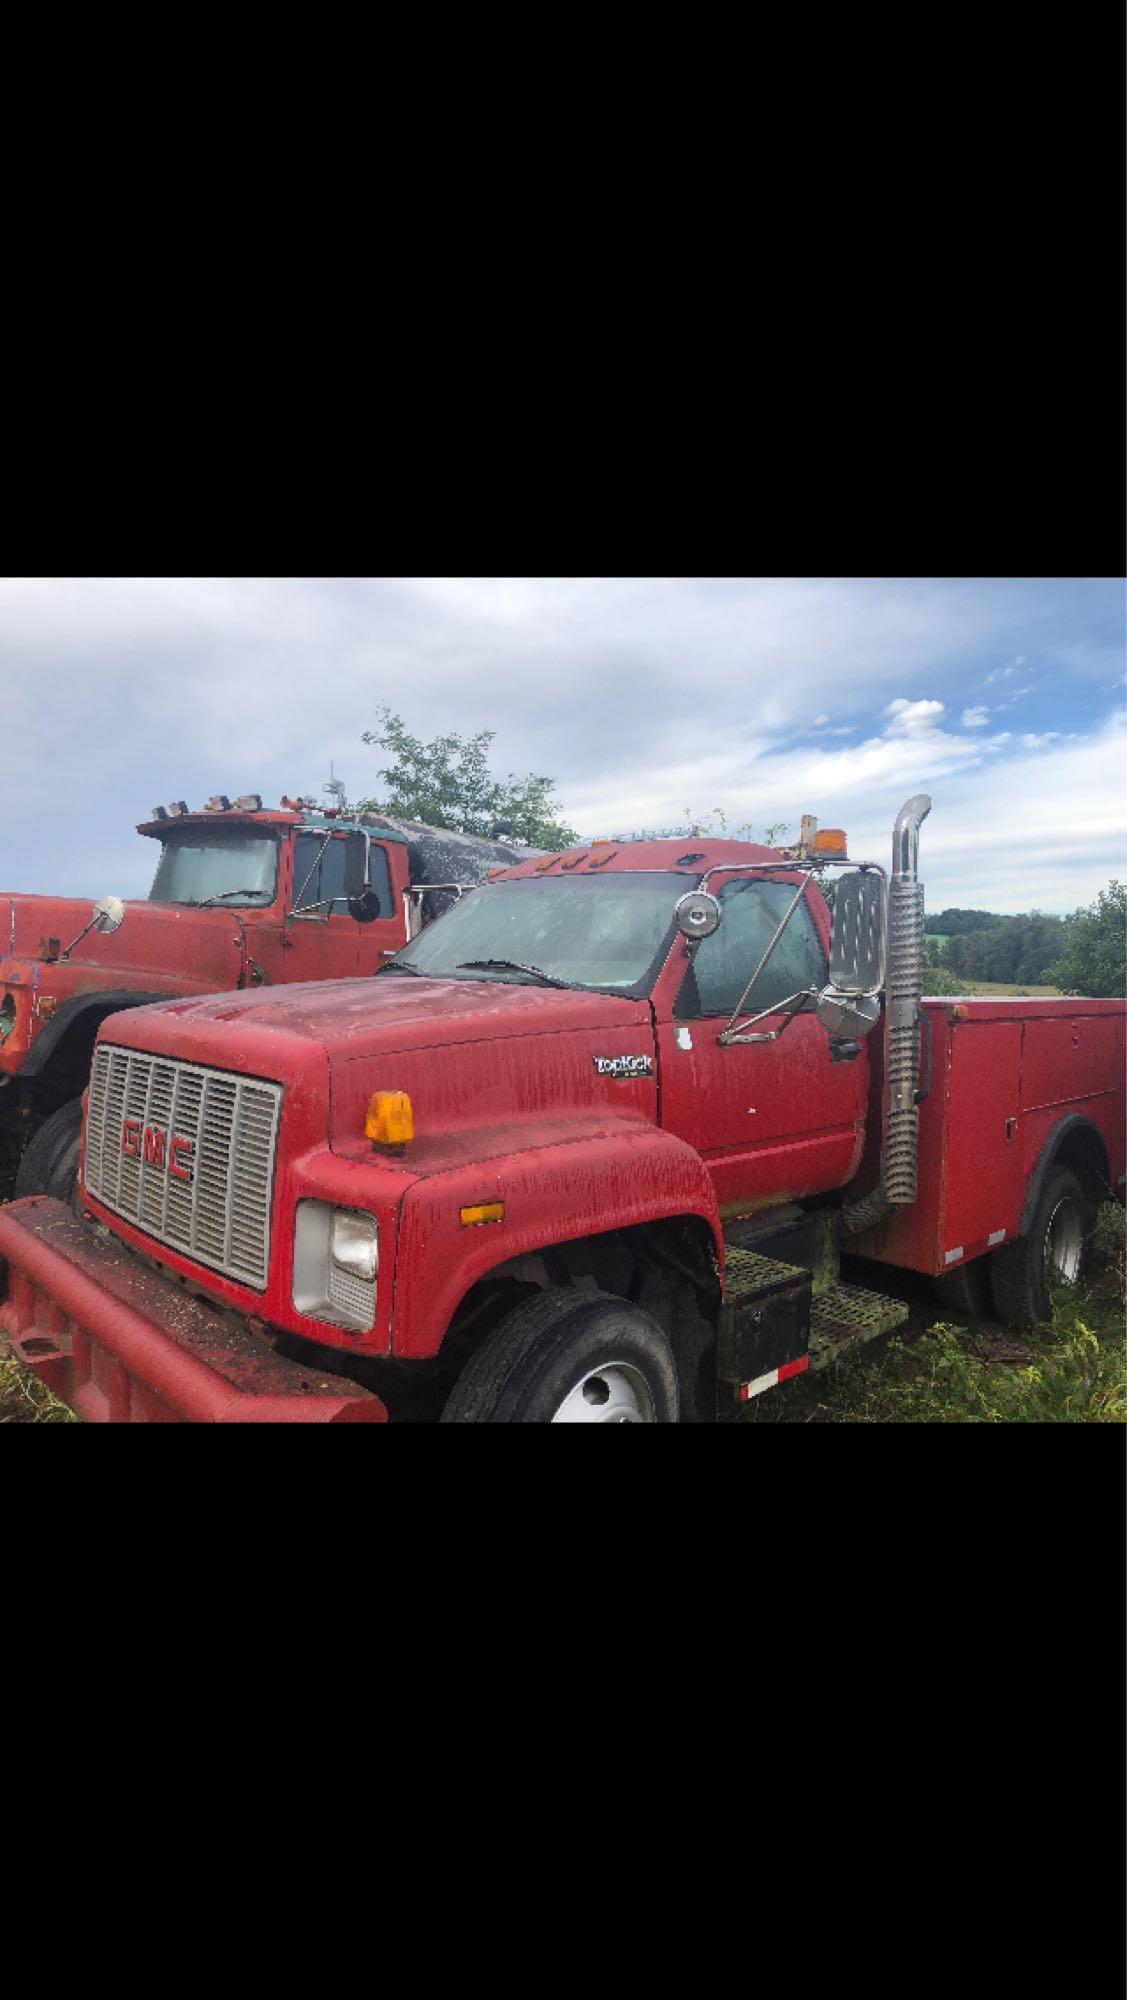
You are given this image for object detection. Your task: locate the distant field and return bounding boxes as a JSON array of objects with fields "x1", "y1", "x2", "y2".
[{"x1": 925, "y1": 933, "x2": 951, "y2": 945}]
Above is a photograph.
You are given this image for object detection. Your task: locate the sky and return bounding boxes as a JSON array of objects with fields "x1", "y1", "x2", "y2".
[{"x1": 1, "y1": 576, "x2": 1123, "y2": 915}]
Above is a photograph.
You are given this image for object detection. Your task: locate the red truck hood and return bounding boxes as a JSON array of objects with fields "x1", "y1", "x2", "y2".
[
  {"x1": 126, "y1": 972, "x2": 648, "y2": 1058},
  {"x1": 1, "y1": 892, "x2": 251, "y2": 995},
  {"x1": 100, "y1": 974, "x2": 659, "y2": 1167}
]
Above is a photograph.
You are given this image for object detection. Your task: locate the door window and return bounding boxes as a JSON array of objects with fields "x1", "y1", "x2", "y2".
[
  {"x1": 293, "y1": 834, "x2": 352, "y2": 917},
  {"x1": 677, "y1": 878, "x2": 827, "y2": 1018}
]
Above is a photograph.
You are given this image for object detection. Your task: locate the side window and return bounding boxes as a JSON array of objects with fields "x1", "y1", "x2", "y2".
[
  {"x1": 367, "y1": 844, "x2": 394, "y2": 920},
  {"x1": 677, "y1": 879, "x2": 828, "y2": 1018},
  {"x1": 293, "y1": 834, "x2": 352, "y2": 918}
]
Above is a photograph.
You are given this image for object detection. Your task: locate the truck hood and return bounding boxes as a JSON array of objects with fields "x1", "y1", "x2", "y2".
[
  {"x1": 101, "y1": 974, "x2": 659, "y2": 1169},
  {"x1": 1, "y1": 892, "x2": 250, "y2": 995}
]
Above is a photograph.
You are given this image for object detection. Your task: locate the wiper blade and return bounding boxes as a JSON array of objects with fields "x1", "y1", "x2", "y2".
[
  {"x1": 378, "y1": 958, "x2": 425, "y2": 975},
  {"x1": 192, "y1": 890, "x2": 260, "y2": 907},
  {"x1": 457, "y1": 958, "x2": 572, "y2": 989}
]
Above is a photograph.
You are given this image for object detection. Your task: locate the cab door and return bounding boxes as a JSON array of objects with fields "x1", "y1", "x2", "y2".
[
  {"x1": 283, "y1": 830, "x2": 362, "y2": 982},
  {"x1": 355, "y1": 839, "x2": 413, "y2": 972},
  {"x1": 655, "y1": 875, "x2": 868, "y2": 1218}
]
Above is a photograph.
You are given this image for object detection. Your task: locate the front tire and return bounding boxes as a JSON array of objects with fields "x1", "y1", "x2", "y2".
[
  {"x1": 989, "y1": 1165, "x2": 1095, "y2": 1327},
  {"x1": 440, "y1": 1288, "x2": 680, "y2": 1423},
  {"x1": 13, "y1": 1098, "x2": 84, "y2": 1208}
]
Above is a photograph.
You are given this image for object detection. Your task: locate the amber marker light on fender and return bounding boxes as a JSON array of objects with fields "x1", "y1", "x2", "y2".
[{"x1": 460, "y1": 1202, "x2": 505, "y2": 1226}]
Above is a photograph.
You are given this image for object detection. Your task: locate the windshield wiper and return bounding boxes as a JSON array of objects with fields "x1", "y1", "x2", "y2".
[
  {"x1": 190, "y1": 890, "x2": 261, "y2": 908},
  {"x1": 378, "y1": 958, "x2": 425, "y2": 975},
  {"x1": 456, "y1": 958, "x2": 574, "y2": 989}
]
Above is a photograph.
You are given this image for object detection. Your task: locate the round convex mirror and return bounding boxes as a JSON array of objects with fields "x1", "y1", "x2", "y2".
[
  {"x1": 673, "y1": 890, "x2": 722, "y2": 940},
  {"x1": 91, "y1": 895, "x2": 126, "y2": 934}
]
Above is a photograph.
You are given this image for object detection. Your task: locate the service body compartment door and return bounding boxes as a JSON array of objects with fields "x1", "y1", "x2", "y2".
[{"x1": 943, "y1": 1021, "x2": 1024, "y2": 1257}]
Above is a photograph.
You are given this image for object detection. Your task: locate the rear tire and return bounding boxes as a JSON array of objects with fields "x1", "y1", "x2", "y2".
[
  {"x1": 989, "y1": 1165, "x2": 1094, "y2": 1327},
  {"x1": 930, "y1": 1258, "x2": 993, "y2": 1318},
  {"x1": 13, "y1": 1099, "x2": 84, "y2": 1208},
  {"x1": 440, "y1": 1287, "x2": 679, "y2": 1423}
]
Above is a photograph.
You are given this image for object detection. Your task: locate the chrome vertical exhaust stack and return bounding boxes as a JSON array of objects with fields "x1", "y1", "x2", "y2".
[{"x1": 842, "y1": 792, "x2": 931, "y2": 1235}]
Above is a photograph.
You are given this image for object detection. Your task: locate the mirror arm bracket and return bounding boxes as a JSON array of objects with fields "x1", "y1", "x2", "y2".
[{"x1": 718, "y1": 988, "x2": 818, "y2": 1045}]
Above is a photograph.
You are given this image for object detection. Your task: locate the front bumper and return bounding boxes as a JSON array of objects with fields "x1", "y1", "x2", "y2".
[{"x1": 0, "y1": 1198, "x2": 387, "y2": 1423}]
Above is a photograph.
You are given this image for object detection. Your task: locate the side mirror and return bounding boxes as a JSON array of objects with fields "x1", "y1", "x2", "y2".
[
  {"x1": 92, "y1": 895, "x2": 125, "y2": 935},
  {"x1": 816, "y1": 989, "x2": 881, "y2": 1039},
  {"x1": 827, "y1": 870, "x2": 885, "y2": 993},
  {"x1": 343, "y1": 835, "x2": 369, "y2": 902},
  {"x1": 673, "y1": 890, "x2": 722, "y2": 940},
  {"x1": 349, "y1": 890, "x2": 382, "y2": 924}
]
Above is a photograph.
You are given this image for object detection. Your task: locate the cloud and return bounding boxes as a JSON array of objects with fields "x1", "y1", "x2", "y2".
[
  {"x1": 884, "y1": 697, "x2": 947, "y2": 735},
  {"x1": 962, "y1": 706, "x2": 990, "y2": 727}
]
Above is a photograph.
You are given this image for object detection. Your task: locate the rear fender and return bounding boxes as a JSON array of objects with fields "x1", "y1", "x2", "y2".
[
  {"x1": 1019, "y1": 1112, "x2": 1113, "y2": 1231},
  {"x1": 391, "y1": 1122, "x2": 724, "y2": 1359}
]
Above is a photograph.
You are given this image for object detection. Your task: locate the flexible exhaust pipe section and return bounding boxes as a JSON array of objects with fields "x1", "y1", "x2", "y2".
[{"x1": 842, "y1": 792, "x2": 932, "y2": 1236}]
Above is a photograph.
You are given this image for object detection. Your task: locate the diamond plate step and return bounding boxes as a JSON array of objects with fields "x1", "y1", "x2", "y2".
[
  {"x1": 808, "y1": 1282, "x2": 909, "y2": 1372},
  {"x1": 723, "y1": 1247, "x2": 810, "y2": 1298}
]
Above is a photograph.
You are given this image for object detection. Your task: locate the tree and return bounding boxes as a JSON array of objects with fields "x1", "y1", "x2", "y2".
[
  {"x1": 355, "y1": 709, "x2": 580, "y2": 851},
  {"x1": 1047, "y1": 881, "x2": 1127, "y2": 998}
]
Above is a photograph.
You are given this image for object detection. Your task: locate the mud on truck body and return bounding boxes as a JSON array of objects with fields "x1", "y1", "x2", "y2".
[
  {"x1": 0, "y1": 794, "x2": 539, "y2": 1207},
  {"x1": 0, "y1": 796, "x2": 1122, "y2": 1422}
]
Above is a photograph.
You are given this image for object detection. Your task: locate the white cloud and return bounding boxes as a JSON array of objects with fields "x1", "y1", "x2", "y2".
[
  {"x1": 962, "y1": 706, "x2": 990, "y2": 727},
  {"x1": 884, "y1": 697, "x2": 947, "y2": 735}
]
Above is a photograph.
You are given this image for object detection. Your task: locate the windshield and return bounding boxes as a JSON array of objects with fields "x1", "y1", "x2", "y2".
[
  {"x1": 149, "y1": 831, "x2": 280, "y2": 908},
  {"x1": 389, "y1": 872, "x2": 691, "y2": 995}
]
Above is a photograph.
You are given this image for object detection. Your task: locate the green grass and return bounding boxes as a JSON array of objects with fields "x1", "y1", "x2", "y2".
[
  {"x1": 0, "y1": 1351, "x2": 78, "y2": 1422},
  {"x1": 751, "y1": 1200, "x2": 1126, "y2": 1423}
]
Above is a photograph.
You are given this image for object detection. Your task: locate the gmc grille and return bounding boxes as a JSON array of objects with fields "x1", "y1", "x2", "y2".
[{"x1": 84, "y1": 1045, "x2": 283, "y2": 1291}]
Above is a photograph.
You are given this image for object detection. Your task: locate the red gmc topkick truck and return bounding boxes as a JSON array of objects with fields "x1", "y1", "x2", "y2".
[{"x1": 0, "y1": 794, "x2": 1122, "y2": 1422}]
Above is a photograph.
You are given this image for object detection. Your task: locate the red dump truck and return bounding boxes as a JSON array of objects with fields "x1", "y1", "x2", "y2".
[
  {"x1": 0, "y1": 794, "x2": 536, "y2": 1206},
  {"x1": 0, "y1": 794, "x2": 1122, "y2": 1422}
]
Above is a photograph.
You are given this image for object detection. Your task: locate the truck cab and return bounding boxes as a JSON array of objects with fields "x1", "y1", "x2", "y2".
[{"x1": 1, "y1": 799, "x2": 411, "y2": 1202}]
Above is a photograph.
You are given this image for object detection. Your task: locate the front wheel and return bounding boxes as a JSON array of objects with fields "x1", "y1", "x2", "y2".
[
  {"x1": 989, "y1": 1165, "x2": 1095, "y2": 1327},
  {"x1": 440, "y1": 1288, "x2": 680, "y2": 1423},
  {"x1": 13, "y1": 1098, "x2": 84, "y2": 1208}
]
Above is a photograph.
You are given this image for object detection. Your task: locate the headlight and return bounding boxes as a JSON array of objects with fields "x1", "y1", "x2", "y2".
[
  {"x1": 293, "y1": 1201, "x2": 378, "y2": 1332},
  {"x1": 331, "y1": 1209, "x2": 378, "y2": 1282}
]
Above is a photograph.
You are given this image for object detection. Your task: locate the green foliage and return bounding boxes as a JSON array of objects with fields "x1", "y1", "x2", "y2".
[
  {"x1": 750, "y1": 1203, "x2": 1126, "y2": 1424},
  {"x1": 0, "y1": 1352, "x2": 77, "y2": 1422},
  {"x1": 930, "y1": 908, "x2": 1004, "y2": 936},
  {"x1": 940, "y1": 911, "x2": 1065, "y2": 984},
  {"x1": 355, "y1": 708, "x2": 580, "y2": 851},
  {"x1": 921, "y1": 962, "x2": 964, "y2": 995},
  {"x1": 1047, "y1": 880, "x2": 1127, "y2": 998}
]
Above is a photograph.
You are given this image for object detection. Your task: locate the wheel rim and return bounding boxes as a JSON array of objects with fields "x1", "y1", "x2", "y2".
[
  {"x1": 551, "y1": 1362, "x2": 657, "y2": 1423},
  {"x1": 1044, "y1": 1196, "x2": 1084, "y2": 1284}
]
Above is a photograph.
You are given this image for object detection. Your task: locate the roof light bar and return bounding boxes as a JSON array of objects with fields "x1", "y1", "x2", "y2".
[{"x1": 205, "y1": 795, "x2": 232, "y2": 812}]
